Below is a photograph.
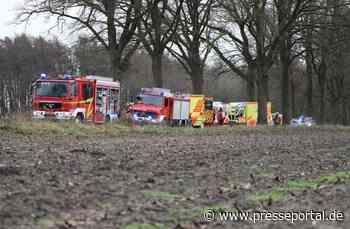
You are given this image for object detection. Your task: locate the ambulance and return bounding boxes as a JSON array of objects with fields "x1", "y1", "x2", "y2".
[
  {"x1": 227, "y1": 101, "x2": 273, "y2": 126},
  {"x1": 190, "y1": 95, "x2": 215, "y2": 128}
]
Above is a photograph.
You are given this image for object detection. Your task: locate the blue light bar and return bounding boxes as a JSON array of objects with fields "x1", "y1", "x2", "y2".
[
  {"x1": 40, "y1": 73, "x2": 48, "y2": 79},
  {"x1": 64, "y1": 74, "x2": 72, "y2": 79}
]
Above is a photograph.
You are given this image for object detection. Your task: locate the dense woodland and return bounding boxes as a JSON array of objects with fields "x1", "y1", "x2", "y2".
[{"x1": 1, "y1": 0, "x2": 350, "y2": 125}]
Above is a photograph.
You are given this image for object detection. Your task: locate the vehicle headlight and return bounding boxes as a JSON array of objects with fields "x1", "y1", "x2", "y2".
[
  {"x1": 159, "y1": 115, "x2": 165, "y2": 121},
  {"x1": 33, "y1": 111, "x2": 43, "y2": 116}
]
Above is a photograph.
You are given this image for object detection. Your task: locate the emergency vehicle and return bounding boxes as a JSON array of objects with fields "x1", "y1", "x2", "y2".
[
  {"x1": 190, "y1": 95, "x2": 215, "y2": 128},
  {"x1": 32, "y1": 74, "x2": 120, "y2": 123},
  {"x1": 130, "y1": 88, "x2": 174, "y2": 123},
  {"x1": 171, "y1": 94, "x2": 191, "y2": 126},
  {"x1": 228, "y1": 102, "x2": 273, "y2": 126},
  {"x1": 213, "y1": 102, "x2": 229, "y2": 124},
  {"x1": 228, "y1": 102, "x2": 247, "y2": 125}
]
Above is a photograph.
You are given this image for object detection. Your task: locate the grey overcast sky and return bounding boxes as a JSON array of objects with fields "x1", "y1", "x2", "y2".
[{"x1": 1, "y1": 0, "x2": 66, "y2": 40}]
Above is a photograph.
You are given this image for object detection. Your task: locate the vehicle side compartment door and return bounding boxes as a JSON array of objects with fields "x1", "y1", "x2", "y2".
[
  {"x1": 94, "y1": 87, "x2": 107, "y2": 123},
  {"x1": 81, "y1": 82, "x2": 94, "y2": 120}
]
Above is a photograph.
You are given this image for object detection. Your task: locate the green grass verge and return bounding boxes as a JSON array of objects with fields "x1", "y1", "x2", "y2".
[
  {"x1": 2, "y1": 119, "x2": 350, "y2": 138},
  {"x1": 0, "y1": 119, "x2": 280, "y2": 137},
  {"x1": 0, "y1": 120, "x2": 132, "y2": 137},
  {"x1": 248, "y1": 171, "x2": 350, "y2": 206}
]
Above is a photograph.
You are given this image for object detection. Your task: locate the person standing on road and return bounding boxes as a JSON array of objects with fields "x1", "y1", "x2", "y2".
[{"x1": 217, "y1": 107, "x2": 225, "y2": 126}]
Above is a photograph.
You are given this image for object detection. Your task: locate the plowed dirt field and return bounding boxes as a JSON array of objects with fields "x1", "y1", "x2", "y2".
[{"x1": 0, "y1": 125, "x2": 349, "y2": 229}]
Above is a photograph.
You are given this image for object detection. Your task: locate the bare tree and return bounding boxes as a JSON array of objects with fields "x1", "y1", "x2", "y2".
[
  {"x1": 209, "y1": 1, "x2": 257, "y2": 101},
  {"x1": 0, "y1": 35, "x2": 70, "y2": 115},
  {"x1": 167, "y1": 0, "x2": 214, "y2": 94},
  {"x1": 309, "y1": 0, "x2": 334, "y2": 124},
  {"x1": 302, "y1": 13, "x2": 314, "y2": 117},
  {"x1": 275, "y1": 0, "x2": 319, "y2": 123},
  {"x1": 211, "y1": 0, "x2": 311, "y2": 124},
  {"x1": 73, "y1": 36, "x2": 111, "y2": 76},
  {"x1": 300, "y1": 0, "x2": 350, "y2": 124},
  {"x1": 289, "y1": 61, "x2": 304, "y2": 117},
  {"x1": 138, "y1": 0, "x2": 183, "y2": 87},
  {"x1": 324, "y1": 0, "x2": 350, "y2": 124},
  {"x1": 19, "y1": 0, "x2": 143, "y2": 82}
]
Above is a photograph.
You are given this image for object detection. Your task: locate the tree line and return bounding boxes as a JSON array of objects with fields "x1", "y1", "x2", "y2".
[
  {"x1": 0, "y1": 35, "x2": 71, "y2": 115},
  {"x1": 0, "y1": 0, "x2": 349, "y2": 124}
]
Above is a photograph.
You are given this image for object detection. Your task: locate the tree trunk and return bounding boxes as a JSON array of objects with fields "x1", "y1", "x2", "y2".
[
  {"x1": 339, "y1": 83, "x2": 348, "y2": 125},
  {"x1": 0, "y1": 81, "x2": 4, "y2": 116},
  {"x1": 319, "y1": 84, "x2": 326, "y2": 125},
  {"x1": 254, "y1": 1, "x2": 268, "y2": 124},
  {"x1": 151, "y1": 54, "x2": 163, "y2": 88},
  {"x1": 257, "y1": 73, "x2": 269, "y2": 124},
  {"x1": 341, "y1": 90, "x2": 347, "y2": 126},
  {"x1": 110, "y1": 50, "x2": 121, "y2": 81},
  {"x1": 319, "y1": 60, "x2": 326, "y2": 125},
  {"x1": 317, "y1": 0, "x2": 331, "y2": 125},
  {"x1": 8, "y1": 77, "x2": 16, "y2": 113},
  {"x1": 190, "y1": 65, "x2": 204, "y2": 94},
  {"x1": 305, "y1": 54, "x2": 313, "y2": 117},
  {"x1": 291, "y1": 81, "x2": 296, "y2": 118},
  {"x1": 343, "y1": 98, "x2": 349, "y2": 125},
  {"x1": 278, "y1": 1, "x2": 291, "y2": 125},
  {"x1": 246, "y1": 80, "x2": 255, "y2": 101},
  {"x1": 305, "y1": 30, "x2": 314, "y2": 117},
  {"x1": 246, "y1": 66, "x2": 256, "y2": 101},
  {"x1": 280, "y1": 38, "x2": 290, "y2": 124},
  {"x1": 190, "y1": 43, "x2": 204, "y2": 94}
]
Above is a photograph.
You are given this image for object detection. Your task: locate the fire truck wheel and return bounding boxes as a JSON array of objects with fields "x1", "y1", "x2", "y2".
[{"x1": 75, "y1": 113, "x2": 84, "y2": 123}]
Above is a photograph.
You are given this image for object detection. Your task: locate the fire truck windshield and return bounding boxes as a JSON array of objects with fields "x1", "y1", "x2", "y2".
[
  {"x1": 139, "y1": 95, "x2": 163, "y2": 106},
  {"x1": 35, "y1": 82, "x2": 68, "y2": 97}
]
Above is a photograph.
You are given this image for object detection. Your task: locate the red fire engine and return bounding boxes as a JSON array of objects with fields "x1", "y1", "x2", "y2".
[
  {"x1": 32, "y1": 74, "x2": 120, "y2": 123},
  {"x1": 130, "y1": 88, "x2": 174, "y2": 123}
]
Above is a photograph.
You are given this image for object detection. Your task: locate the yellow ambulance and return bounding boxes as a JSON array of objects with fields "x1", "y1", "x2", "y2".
[{"x1": 190, "y1": 95, "x2": 214, "y2": 128}]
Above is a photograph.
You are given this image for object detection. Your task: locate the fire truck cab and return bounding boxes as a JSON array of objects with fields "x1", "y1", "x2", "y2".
[
  {"x1": 131, "y1": 88, "x2": 173, "y2": 124},
  {"x1": 32, "y1": 74, "x2": 120, "y2": 123}
]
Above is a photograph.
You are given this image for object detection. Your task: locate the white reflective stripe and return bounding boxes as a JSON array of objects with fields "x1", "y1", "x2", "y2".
[{"x1": 71, "y1": 108, "x2": 86, "y2": 117}]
